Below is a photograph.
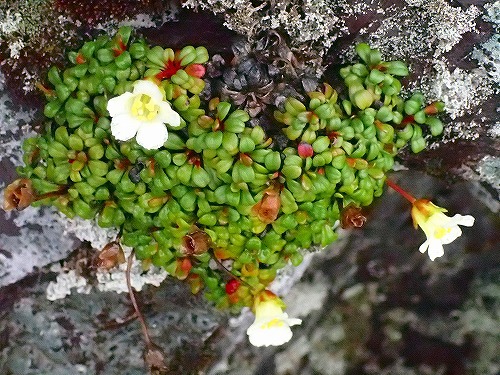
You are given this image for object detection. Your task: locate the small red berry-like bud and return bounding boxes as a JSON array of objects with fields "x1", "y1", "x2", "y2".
[
  {"x1": 298, "y1": 142, "x2": 314, "y2": 158},
  {"x1": 225, "y1": 279, "x2": 240, "y2": 294}
]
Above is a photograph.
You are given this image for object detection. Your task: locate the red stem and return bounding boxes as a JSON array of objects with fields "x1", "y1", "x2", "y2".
[
  {"x1": 34, "y1": 186, "x2": 68, "y2": 202},
  {"x1": 385, "y1": 179, "x2": 416, "y2": 204}
]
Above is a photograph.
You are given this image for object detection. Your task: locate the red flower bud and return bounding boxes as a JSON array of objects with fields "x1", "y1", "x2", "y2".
[
  {"x1": 225, "y1": 279, "x2": 240, "y2": 294},
  {"x1": 298, "y1": 142, "x2": 314, "y2": 158}
]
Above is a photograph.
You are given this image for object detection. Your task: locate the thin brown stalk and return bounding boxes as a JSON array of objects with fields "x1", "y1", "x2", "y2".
[{"x1": 126, "y1": 249, "x2": 153, "y2": 347}]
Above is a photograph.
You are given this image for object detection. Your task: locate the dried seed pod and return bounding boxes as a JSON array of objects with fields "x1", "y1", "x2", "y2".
[
  {"x1": 95, "y1": 241, "x2": 126, "y2": 270},
  {"x1": 340, "y1": 203, "x2": 367, "y2": 229},
  {"x1": 181, "y1": 230, "x2": 212, "y2": 256},
  {"x1": 252, "y1": 189, "x2": 281, "y2": 224},
  {"x1": 3, "y1": 179, "x2": 35, "y2": 211}
]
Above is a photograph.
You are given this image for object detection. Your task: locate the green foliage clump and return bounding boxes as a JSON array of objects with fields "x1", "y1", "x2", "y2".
[{"x1": 16, "y1": 28, "x2": 444, "y2": 311}]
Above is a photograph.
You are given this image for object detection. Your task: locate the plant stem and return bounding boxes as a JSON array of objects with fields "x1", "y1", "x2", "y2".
[
  {"x1": 34, "y1": 186, "x2": 68, "y2": 202},
  {"x1": 126, "y1": 250, "x2": 153, "y2": 348},
  {"x1": 385, "y1": 179, "x2": 416, "y2": 204}
]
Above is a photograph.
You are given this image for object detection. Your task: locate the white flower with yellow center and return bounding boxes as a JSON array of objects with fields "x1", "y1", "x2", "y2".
[
  {"x1": 411, "y1": 199, "x2": 475, "y2": 261},
  {"x1": 107, "y1": 80, "x2": 181, "y2": 150},
  {"x1": 246, "y1": 291, "x2": 302, "y2": 347}
]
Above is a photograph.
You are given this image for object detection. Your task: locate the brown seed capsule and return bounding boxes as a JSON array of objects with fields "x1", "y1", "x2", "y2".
[
  {"x1": 144, "y1": 342, "x2": 168, "y2": 373},
  {"x1": 252, "y1": 189, "x2": 281, "y2": 224},
  {"x1": 95, "y1": 241, "x2": 126, "y2": 270},
  {"x1": 3, "y1": 178, "x2": 35, "y2": 211},
  {"x1": 340, "y1": 203, "x2": 367, "y2": 229},
  {"x1": 181, "y1": 230, "x2": 211, "y2": 256}
]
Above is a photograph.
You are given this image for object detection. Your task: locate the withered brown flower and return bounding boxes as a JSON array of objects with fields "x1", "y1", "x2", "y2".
[
  {"x1": 252, "y1": 190, "x2": 281, "y2": 224},
  {"x1": 3, "y1": 178, "x2": 35, "y2": 211},
  {"x1": 95, "y1": 241, "x2": 126, "y2": 270},
  {"x1": 340, "y1": 203, "x2": 367, "y2": 229},
  {"x1": 181, "y1": 230, "x2": 212, "y2": 256}
]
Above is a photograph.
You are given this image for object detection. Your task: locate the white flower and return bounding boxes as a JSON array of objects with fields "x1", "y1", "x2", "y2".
[
  {"x1": 411, "y1": 199, "x2": 475, "y2": 261},
  {"x1": 246, "y1": 292, "x2": 302, "y2": 347},
  {"x1": 107, "y1": 80, "x2": 181, "y2": 150}
]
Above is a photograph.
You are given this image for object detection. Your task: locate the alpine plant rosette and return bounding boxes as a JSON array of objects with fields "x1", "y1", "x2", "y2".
[{"x1": 3, "y1": 27, "x2": 474, "y2": 348}]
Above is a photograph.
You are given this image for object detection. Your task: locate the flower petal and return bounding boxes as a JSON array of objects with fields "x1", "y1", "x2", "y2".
[
  {"x1": 135, "y1": 121, "x2": 168, "y2": 150},
  {"x1": 438, "y1": 224, "x2": 462, "y2": 245},
  {"x1": 107, "y1": 92, "x2": 134, "y2": 117},
  {"x1": 132, "y1": 80, "x2": 164, "y2": 103},
  {"x1": 247, "y1": 324, "x2": 293, "y2": 347},
  {"x1": 110, "y1": 114, "x2": 141, "y2": 141},
  {"x1": 286, "y1": 318, "x2": 302, "y2": 327},
  {"x1": 452, "y1": 214, "x2": 475, "y2": 227},
  {"x1": 419, "y1": 240, "x2": 429, "y2": 254},
  {"x1": 157, "y1": 102, "x2": 181, "y2": 127},
  {"x1": 427, "y1": 240, "x2": 445, "y2": 261}
]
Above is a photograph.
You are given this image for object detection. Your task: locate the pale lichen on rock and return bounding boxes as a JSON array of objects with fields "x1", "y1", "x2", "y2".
[
  {"x1": 422, "y1": 60, "x2": 495, "y2": 121},
  {"x1": 46, "y1": 268, "x2": 91, "y2": 301},
  {"x1": 182, "y1": 0, "x2": 348, "y2": 56},
  {"x1": 95, "y1": 246, "x2": 168, "y2": 294}
]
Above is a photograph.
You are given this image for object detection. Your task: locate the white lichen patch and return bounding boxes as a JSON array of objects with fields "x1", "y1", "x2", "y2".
[
  {"x1": 0, "y1": 9, "x2": 22, "y2": 34},
  {"x1": 183, "y1": 0, "x2": 348, "y2": 54},
  {"x1": 484, "y1": 1, "x2": 500, "y2": 28},
  {"x1": 457, "y1": 155, "x2": 500, "y2": 208},
  {"x1": 275, "y1": 336, "x2": 311, "y2": 375},
  {"x1": 487, "y1": 122, "x2": 500, "y2": 138},
  {"x1": 45, "y1": 246, "x2": 169, "y2": 299},
  {"x1": 46, "y1": 267, "x2": 91, "y2": 301},
  {"x1": 95, "y1": 246, "x2": 168, "y2": 293},
  {"x1": 59, "y1": 216, "x2": 119, "y2": 251},
  {"x1": 0, "y1": 71, "x2": 37, "y2": 166},
  {"x1": 370, "y1": 0, "x2": 480, "y2": 60},
  {"x1": 283, "y1": 277, "x2": 329, "y2": 318},
  {"x1": 421, "y1": 60, "x2": 494, "y2": 120},
  {"x1": 476, "y1": 155, "x2": 500, "y2": 191},
  {"x1": 0, "y1": 9, "x2": 25, "y2": 59},
  {"x1": 429, "y1": 120, "x2": 481, "y2": 149}
]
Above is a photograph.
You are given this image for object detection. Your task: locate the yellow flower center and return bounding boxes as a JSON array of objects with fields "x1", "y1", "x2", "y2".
[
  {"x1": 261, "y1": 318, "x2": 285, "y2": 329},
  {"x1": 131, "y1": 94, "x2": 160, "y2": 121},
  {"x1": 434, "y1": 226, "x2": 450, "y2": 239}
]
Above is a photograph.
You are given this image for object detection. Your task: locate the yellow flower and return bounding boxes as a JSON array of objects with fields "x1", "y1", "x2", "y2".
[
  {"x1": 411, "y1": 199, "x2": 475, "y2": 261},
  {"x1": 246, "y1": 291, "x2": 301, "y2": 347},
  {"x1": 107, "y1": 80, "x2": 181, "y2": 150}
]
